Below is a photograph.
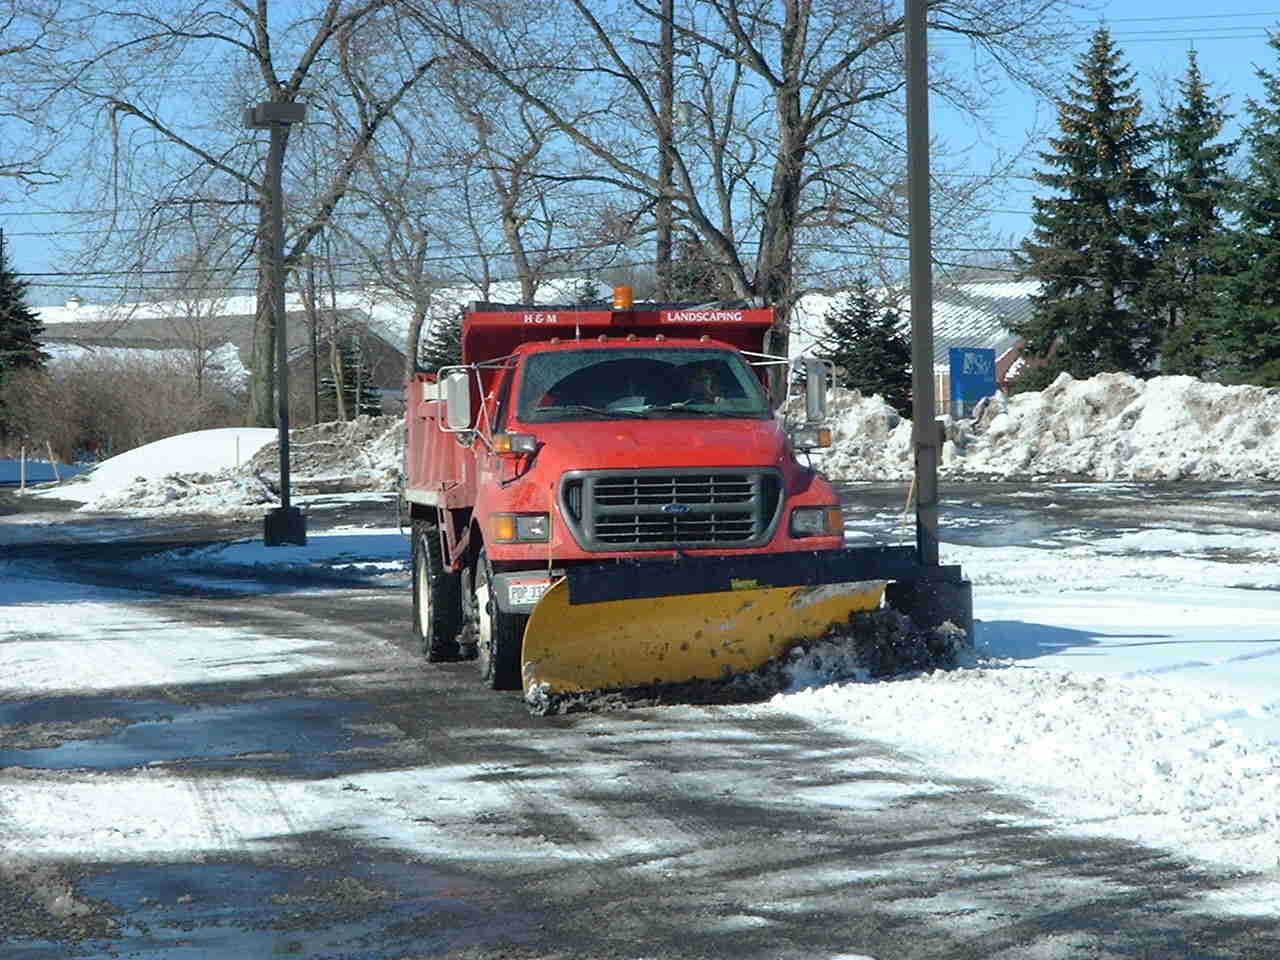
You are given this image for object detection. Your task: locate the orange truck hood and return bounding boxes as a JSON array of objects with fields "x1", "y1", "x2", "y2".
[{"x1": 522, "y1": 416, "x2": 789, "y2": 471}]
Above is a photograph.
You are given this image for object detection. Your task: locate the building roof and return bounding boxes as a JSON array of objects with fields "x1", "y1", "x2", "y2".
[
  {"x1": 38, "y1": 305, "x2": 408, "y2": 390},
  {"x1": 930, "y1": 279, "x2": 1034, "y2": 366},
  {"x1": 792, "y1": 279, "x2": 1036, "y2": 370}
]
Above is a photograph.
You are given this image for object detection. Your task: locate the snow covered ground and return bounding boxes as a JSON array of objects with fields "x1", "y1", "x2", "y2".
[{"x1": 5, "y1": 372, "x2": 1280, "y2": 916}]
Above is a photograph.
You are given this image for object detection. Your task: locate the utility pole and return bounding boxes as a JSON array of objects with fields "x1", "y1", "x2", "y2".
[
  {"x1": 905, "y1": 0, "x2": 939, "y2": 568},
  {"x1": 246, "y1": 100, "x2": 308, "y2": 547},
  {"x1": 656, "y1": 0, "x2": 674, "y2": 300}
]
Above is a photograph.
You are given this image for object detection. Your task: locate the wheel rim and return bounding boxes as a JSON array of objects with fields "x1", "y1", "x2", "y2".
[
  {"x1": 416, "y1": 535, "x2": 433, "y2": 640},
  {"x1": 475, "y1": 566, "x2": 494, "y2": 676}
]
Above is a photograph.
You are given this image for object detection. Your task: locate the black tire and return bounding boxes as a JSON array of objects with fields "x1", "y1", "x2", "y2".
[
  {"x1": 411, "y1": 518, "x2": 465, "y2": 661},
  {"x1": 474, "y1": 550, "x2": 526, "y2": 690}
]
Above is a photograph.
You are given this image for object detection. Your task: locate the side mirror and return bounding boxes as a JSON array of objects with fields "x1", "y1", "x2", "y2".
[
  {"x1": 443, "y1": 370, "x2": 472, "y2": 431},
  {"x1": 803, "y1": 357, "x2": 828, "y2": 422}
]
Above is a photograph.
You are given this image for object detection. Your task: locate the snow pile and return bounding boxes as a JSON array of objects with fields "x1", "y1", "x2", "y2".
[
  {"x1": 815, "y1": 373, "x2": 1280, "y2": 482},
  {"x1": 28, "y1": 427, "x2": 277, "y2": 511},
  {"x1": 806, "y1": 390, "x2": 915, "y2": 481},
  {"x1": 83, "y1": 471, "x2": 281, "y2": 515},
  {"x1": 26, "y1": 418, "x2": 403, "y2": 516},
  {"x1": 245, "y1": 415, "x2": 403, "y2": 492},
  {"x1": 950, "y1": 373, "x2": 1280, "y2": 481}
]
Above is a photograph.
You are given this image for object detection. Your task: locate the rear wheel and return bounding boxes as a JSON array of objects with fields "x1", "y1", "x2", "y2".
[
  {"x1": 411, "y1": 518, "x2": 464, "y2": 661},
  {"x1": 474, "y1": 550, "x2": 526, "y2": 690}
]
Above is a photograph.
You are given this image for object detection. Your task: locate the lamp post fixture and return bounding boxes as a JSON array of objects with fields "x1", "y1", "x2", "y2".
[{"x1": 246, "y1": 100, "x2": 308, "y2": 546}]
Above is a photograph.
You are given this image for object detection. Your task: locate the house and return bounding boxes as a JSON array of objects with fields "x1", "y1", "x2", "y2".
[
  {"x1": 37, "y1": 292, "x2": 413, "y2": 419},
  {"x1": 792, "y1": 279, "x2": 1036, "y2": 414}
]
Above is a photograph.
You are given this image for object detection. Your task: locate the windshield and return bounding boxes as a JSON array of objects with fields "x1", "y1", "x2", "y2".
[{"x1": 516, "y1": 348, "x2": 770, "y2": 422}]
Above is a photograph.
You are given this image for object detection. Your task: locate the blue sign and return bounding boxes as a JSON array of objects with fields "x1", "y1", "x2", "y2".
[{"x1": 949, "y1": 348, "x2": 997, "y2": 419}]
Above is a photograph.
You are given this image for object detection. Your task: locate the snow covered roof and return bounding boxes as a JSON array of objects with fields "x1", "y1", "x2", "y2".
[
  {"x1": 36, "y1": 279, "x2": 593, "y2": 354},
  {"x1": 929, "y1": 279, "x2": 1032, "y2": 366},
  {"x1": 792, "y1": 279, "x2": 1036, "y2": 370}
]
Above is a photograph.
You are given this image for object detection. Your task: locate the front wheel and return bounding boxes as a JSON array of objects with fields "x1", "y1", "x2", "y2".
[
  {"x1": 474, "y1": 550, "x2": 526, "y2": 690},
  {"x1": 411, "y1": 518, "x2": 464, "y2": 661}
]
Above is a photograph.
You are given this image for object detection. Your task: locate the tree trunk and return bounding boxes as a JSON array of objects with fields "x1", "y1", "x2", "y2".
[
  {"x1": 405, "y1": 303, "x2": 427, "y2": 383},
  {"x1": 330, "y1": 335, "x2": 347, "y2": 421}
]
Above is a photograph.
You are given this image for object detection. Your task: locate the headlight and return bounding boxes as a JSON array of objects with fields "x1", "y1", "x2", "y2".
[
  {"x1": 790, "y1": 506, "x2": 843, "y2": 537},
  {"x1": 493, "y1": 513, "x2": 551, "y2": 542},
  {"x1": 792, "y1": 425, "x2": 832, "y2": 450}
]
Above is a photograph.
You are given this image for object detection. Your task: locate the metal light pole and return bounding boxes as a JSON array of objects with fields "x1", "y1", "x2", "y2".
[
  {"x1": 881, "y1": 0, "x2": 973, "y2": 640},
  {"x1": 905, "y1": 0, "x2": 939, "y2": 568},
  {"x1": 656, "y1": 0, "x2": 674, "y2": 300},
  {"x1": 246, "y1": 100, "x2": 308, "y2": 547}
]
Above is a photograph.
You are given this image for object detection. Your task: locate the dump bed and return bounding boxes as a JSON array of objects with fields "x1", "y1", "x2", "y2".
[{"x1": 403, "y1": 372, "x2": 475, "y2": 508}]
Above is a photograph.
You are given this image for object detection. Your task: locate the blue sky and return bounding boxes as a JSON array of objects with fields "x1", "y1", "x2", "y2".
[
  {"x1": 933, "y1": 1, "x2": 1280, "y2": 251},
  {"x1": 3, "y1": 1, "x2": 1278, "y2": 307}
]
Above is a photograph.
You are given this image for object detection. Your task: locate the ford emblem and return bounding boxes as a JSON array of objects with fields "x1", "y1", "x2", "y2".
[{"x1": 662, "y1": 502, "x2": 691, "y2": 515}]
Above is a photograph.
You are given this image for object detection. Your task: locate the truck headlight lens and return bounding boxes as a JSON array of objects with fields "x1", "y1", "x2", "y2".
[
  {"x1": 790, "y1": 506, "x2": 843, "y2": 537},
  {"x1": 792, "y1": 425, "x2": 832, "y2": 450},
  {"x1": 493, "y1": 513, "x2": 551, "y2": 542}
]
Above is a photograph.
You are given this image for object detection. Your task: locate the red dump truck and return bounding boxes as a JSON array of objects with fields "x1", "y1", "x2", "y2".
[{"x1": 402, "y1": 292, "x2": 971, "y2": 711}]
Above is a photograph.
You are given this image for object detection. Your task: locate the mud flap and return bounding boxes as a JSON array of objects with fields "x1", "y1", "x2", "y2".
[{"x1": 521, "y1": 577, "x2": 886, "y2": 699}]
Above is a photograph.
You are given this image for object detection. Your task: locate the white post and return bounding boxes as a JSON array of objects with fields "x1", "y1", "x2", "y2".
[{"x1": 19, "y1": 446, "x2": 25, "y2": 490}]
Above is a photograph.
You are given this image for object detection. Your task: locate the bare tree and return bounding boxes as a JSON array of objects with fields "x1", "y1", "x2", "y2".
[
  {"x1": 404, "y1": 0, "x2": 1082, "y2": 390},
  {"x1": 0, "y1": 0, "x2": 64, "y2": 192},
  {"x1": 163, "y1": 215, "x2": 243, "y2": 403},
  {"x1": 339, "y1": 62, "x2": 597, "y2": 373},
  {"x1": 22, "y1": 1, "x2": 444, "y2": 425},
  {"x1": 336, "y1": 99, "x2": 446, "y2": 383}
]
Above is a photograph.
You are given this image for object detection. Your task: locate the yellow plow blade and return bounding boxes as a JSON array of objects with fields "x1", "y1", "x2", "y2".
[{"x1": 521, "y1": 578, "x2": 885, "y2": 698}]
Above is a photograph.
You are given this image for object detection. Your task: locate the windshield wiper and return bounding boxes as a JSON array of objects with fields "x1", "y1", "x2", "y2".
[
  {"x1": 642, "y1": 405, "x2": 761, "y2": 418},
  {"x1": 534, "y1": 404, "x2": 649, "y2": 419}
]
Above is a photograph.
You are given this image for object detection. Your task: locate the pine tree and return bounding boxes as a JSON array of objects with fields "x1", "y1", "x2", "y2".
[
  {"x1": 1146, "y1": 51, "x2": 1237, "y2": 378},
  {"x1": 1211, "y1": 32, "x2": 1280, "y2": 386},
  {"x1": 1014, "y1": 27, "x2": 1159, "y2": 390},
  {"x1": 0, "y1": 251, "x2": 48, "y2": 381},
  {"x1": 320, "y1": 338, "x2": 382, "y2": 419},
  {"x1": 572, "y1": 279, "x2": 604, "y2": 303},
  {"x1": 418, "y1": 311, "x2": 463, "y2": 373},
  {"x1": 816, "y1": 280, "x2": 911, "y2": 416}
]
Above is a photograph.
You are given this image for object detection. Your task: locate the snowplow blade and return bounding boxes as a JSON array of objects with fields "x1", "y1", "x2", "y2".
[{"x1": 521, "y1": 575, "x2": 885, "y2": 700}]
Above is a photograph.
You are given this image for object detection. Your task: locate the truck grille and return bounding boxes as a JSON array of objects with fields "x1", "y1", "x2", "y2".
[{"x1": 560, "y1": 469, "x2": 782, "y2": 551}]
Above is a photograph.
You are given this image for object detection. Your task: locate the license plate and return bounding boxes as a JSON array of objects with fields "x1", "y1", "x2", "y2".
[{"x1": 508, "y1": 580, "x2": 551, "y2": 606}]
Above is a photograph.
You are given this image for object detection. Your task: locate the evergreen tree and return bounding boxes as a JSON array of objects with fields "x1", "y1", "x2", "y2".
[
  {"x1": 418, "y1": 311, "x2": 463, "y2": 373},
  {"x1": 1211, "y1": 32, "x2": 1280, "y2": 386},
  {"x1": 0, "y1": 252, "x2": 48, "y2": 381},
  {"x1": 571, "y1": 279, "x2": 604, "y2": 303},
  {"x1": 320, "y1": 338, "x2": 382, "y2": 419},
  {"x1": 1146, "y1": 51, "x2": 1237, "y2": 378},
  {"x1": 1014, "y1": 27, "x2": 1159, "y2": 391},
  {"x1": 816, "y1": 280, "x2": 911, "y2": 416}
]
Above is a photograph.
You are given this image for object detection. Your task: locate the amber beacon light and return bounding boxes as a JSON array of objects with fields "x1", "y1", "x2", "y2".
[{"x1": 611, "y1": 285, "x2": 634, "y2": 310}]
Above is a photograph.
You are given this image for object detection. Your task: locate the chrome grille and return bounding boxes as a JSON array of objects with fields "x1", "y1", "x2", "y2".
[{"x1": 561, "y1": 469, "x2": 781, "y2": 550}]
